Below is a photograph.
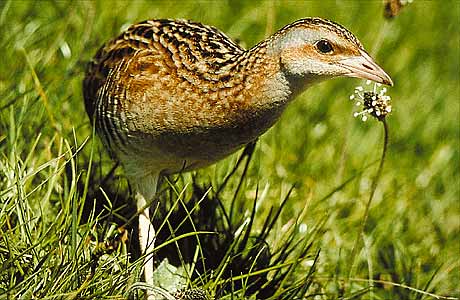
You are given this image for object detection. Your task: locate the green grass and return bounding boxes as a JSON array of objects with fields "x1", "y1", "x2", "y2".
[{"x1": 1, "y1": 1, "x2": 459, "y2": 299}]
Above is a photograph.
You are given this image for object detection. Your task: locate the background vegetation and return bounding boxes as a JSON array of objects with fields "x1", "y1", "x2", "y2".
[{"x1": 0, "y1": 1, "x2": 458, "y2": 299}]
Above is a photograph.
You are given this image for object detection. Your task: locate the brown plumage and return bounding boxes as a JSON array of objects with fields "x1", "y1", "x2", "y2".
[
  {"x1": 83, "y1": 18, "x2": 392, "y2": 298},
  {"x1": 85, "y1": 19, "x2": 279, "y2": 176}
]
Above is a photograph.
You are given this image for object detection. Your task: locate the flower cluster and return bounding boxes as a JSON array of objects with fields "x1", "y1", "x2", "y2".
[
  {"x1": 384, "y1": 0, "x2": 413, "y2": 19},
  {"x1": 349, "y1": 80, "x2": 392, "y2": 122}
]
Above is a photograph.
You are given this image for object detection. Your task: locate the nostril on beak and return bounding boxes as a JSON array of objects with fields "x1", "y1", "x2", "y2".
[{"x1": 362, "y1": 63, "x2": 373, "y2": 71}]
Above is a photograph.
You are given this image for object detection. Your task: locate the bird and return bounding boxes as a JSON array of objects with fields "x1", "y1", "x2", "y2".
[{"x1": 83, "y1": 17, "x2": 392, "y2": 298}]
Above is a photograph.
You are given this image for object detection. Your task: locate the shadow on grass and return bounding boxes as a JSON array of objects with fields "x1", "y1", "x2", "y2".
[{"x1": 77, "y1": 142, "x2": 320, "y2": 299}]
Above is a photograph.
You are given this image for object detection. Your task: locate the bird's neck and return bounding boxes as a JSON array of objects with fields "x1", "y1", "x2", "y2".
[
  {"x1": 229, "y1": 37, "x2": 320, "y2": 110},
  {"x1": 200, "y1": 39, "x2": 320, "y2": 142}
]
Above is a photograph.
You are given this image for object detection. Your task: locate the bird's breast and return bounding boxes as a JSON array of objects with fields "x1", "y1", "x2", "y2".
[{"x1": 119, "y1": 80, "x2": 289, "y2": 174}]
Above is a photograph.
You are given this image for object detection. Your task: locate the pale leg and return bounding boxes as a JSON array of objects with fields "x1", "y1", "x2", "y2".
[{"x1": 134, "y1": 174, "x2": 160, "y2": 299}]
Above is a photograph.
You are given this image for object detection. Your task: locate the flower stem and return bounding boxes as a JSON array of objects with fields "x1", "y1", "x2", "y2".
[{"x1": 348, "y1": 119, "x2": 389, "y2": 282}]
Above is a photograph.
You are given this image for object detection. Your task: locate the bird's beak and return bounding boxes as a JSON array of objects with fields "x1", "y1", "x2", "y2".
[{"x1": 339, "y1": 50, "x2": 393, "y2": 86}]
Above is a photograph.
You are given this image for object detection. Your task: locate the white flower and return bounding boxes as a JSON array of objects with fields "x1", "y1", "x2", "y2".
[{"x1": 349, "y1": 82, "x2": 392, "y2": 121}]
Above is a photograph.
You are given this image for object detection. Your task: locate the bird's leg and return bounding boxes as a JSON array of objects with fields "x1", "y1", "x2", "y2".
[{"x1": 133, "y1": 173, "x2": 160, "y2": 299}]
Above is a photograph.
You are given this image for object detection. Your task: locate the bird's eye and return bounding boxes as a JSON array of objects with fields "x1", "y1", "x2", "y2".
[{"x1": 316, "y1": 40, "x2": 333, "y2": 54}]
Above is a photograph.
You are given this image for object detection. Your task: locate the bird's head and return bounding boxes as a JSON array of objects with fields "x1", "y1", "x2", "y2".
[{"x1": 270, "y1": 18, "x2": 393, "y2": 87}]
